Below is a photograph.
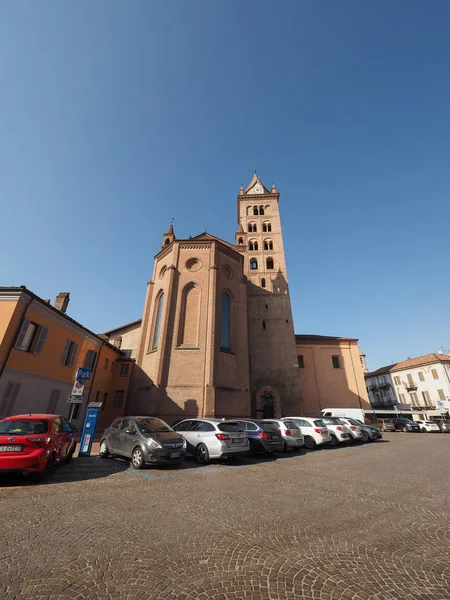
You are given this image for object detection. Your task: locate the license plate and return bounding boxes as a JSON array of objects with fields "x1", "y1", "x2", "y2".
[
  {"x1": 271, "y1": 434, "x2": 280, "y2": 440},
  {"x1": 232, "y1": 438, "x2": 243, "y2": 444},
  {"x1": 169, "y1": 452, "x2": 181, "y2": 458},
  {"x1": 0, "y1": 445, "x2": 22, "y2": 452},
  {"x1": 342, "y1": 433, "x2": 349, "y2": 438}
]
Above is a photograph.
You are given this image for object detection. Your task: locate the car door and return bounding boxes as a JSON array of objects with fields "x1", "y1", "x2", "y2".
[
  {"x1": 116, "y1": 418, "x2": 139, "y2": 458},
  {"x1": 61, "y1": 417, "x2": 75, "y2": 457},
  {"x1": 106, "y1": 419, "x2": 122, "y2": 452}
]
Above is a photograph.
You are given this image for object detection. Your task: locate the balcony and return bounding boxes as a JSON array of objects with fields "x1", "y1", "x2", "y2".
[{"x1": 405, "y1": 380, "x2": 418, "y2": 391}]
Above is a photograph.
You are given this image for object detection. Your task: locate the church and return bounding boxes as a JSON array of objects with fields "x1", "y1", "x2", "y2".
[{"x1": 104, "y1": 174, "x2": 369, "y2": 423}]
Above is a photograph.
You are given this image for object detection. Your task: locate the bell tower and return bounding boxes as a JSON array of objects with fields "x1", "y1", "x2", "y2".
[{"x1": 235, "y1": 173, "x2": 302, "y2": 418}]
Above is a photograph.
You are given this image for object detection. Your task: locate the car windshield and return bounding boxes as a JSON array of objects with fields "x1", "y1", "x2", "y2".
[
  {"x1": 136, "y1": 418, "x2": 172, "y2": 434},
  {"x1": 321, "y1": 417, "x2": 341, "y2": 425},
  {"x1": 0, "y1": 419, "x2": 49, "y2": 435},
  {"x1": 344, "y1": 418, "x2": 360, "y2": 426},
  {"x1": 218, "y1": 422, "x2": 244, "y2": 432},
  {"x1": 313, "y1": 419, "x2": 326, "y2": 427},
  {"x1": 282, "y1": 420, "x2": 299, "y2": 429}
]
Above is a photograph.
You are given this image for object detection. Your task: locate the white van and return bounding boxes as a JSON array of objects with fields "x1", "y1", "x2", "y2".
[{"x1": 320, "y1": 408, "x2": 366, "y2": 424}]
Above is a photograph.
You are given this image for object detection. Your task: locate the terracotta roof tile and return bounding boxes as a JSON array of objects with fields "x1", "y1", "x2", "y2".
[{"x1": 366, "y1": 353, "x2": 450, "y2": 377}]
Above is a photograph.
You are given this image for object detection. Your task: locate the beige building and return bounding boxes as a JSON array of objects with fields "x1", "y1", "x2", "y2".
[{"x1": 295, "y1": 335, "x2": 370, "y2": 416}]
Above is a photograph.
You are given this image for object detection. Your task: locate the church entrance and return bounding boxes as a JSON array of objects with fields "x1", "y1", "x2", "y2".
[{"x1": 262, "y1": 394, "x2": 275, "y2": 419}]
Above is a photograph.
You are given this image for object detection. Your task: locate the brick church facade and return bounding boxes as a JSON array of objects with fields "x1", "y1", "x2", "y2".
[{"x1": 106, "y1": 174, "x2": 302, "y2": 422}]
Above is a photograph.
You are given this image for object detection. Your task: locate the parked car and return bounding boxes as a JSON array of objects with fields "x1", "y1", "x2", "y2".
[
  {"x1": 283, "y1": 417, "x2": 331, "y2": 450},
  {"x1": 351, "y1": 419, "x2": 383, "y2": 442},
  {"x1": 415, "y1": 420, "x2": 440, "y2": 433},
  {"x1": 375, "y1": 418, "x2": 396, "y2": 432},
  {"x1": 100, "y1": 416, "x2": 187, "y2": 468},
  {"x1": 335, "y1": 417, "x2": 364, "y2": 443},
  {"x1": 319, "y1": 417, "x2": 351, "y2": 446},
  {"x1": 339, "y1": 417, "x2": 370, "y2": 442},
  {"x1": 235, "y1": 420, "x2": 284, "y2": 454},
  {"x1": 173, "y1": 418, "x2": 249, "y2": 463},
  {"x1": 393, "y1": 418, "x2": 421, "y2": 433},
  {"x1": 0, "y1": 414, "x2": 77, "y2": 479},
  {"x1": 437, "y1": 420, "x2": 450, "y2": 433},
  {"x1": 261, "y1": 419, "x2": 304, "y2": 451}
]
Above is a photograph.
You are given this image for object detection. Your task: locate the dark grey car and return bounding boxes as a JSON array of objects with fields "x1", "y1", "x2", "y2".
[{"x1": 100, "y1": 416, "x2": 187, "y2": 468}]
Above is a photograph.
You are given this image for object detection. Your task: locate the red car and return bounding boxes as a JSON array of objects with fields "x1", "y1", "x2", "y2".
[{"x1": 0, "y1": 414, "x2": 77, "y2": 479}]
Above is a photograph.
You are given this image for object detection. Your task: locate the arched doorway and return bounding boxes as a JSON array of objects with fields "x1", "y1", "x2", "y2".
[{"x1": 262, "y1": 394, "x2": 275, "y2": 419}]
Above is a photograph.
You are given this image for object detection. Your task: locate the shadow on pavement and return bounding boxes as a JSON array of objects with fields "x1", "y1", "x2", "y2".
[{"x1": 0, "y1": 456, "x2": 130, "y2": 488}]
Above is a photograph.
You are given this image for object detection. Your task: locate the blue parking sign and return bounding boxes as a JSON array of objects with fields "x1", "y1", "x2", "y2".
[{"x1": 76, "y1": 368, "x2": 91, "y2": 380}]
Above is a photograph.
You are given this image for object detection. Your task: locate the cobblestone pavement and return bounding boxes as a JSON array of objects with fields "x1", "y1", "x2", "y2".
[{"x1": 1, "y1": 433, "x2": 450, "y2": 600}]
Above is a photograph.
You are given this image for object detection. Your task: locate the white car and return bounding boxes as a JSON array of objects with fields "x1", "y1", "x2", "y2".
[
  {"x1": 335, "y1": 417, "x2": 364, "y2": 442},
  {"x1": 172, "y1": 418, "x2": 249, "y2": 463},
  {"x1": 262, "y1": 419, "x2": 304, "y2": 451},
  {"x1": 283, "y1": 417, "x2": 331, "y2": 450},
  {"x1": 416, "y1": 420, "x2": 440, "y2": 433},
  {"x1": 319, "y1": 417, "x2": 351, "y2": 446}
]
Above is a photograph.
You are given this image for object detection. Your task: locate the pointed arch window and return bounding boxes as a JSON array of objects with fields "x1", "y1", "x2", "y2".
[
  {"x1": 152, "y1": 292, "x2": 165, "y2": 350},
  {"x1": 259, "y1": 206, "x2": 264, "y2": 215},
  {"x1": 165, "y1": 238, "x2": 170, "y2": 246},
  {"x1": 250, "y1": 258, "x2": 258, "y2": 270},
  {"x1": 266, "y1": 258, "x2": 274, "y2": 270},
  {"x1": 261, "y1": 278, "x2": 266, "y2": 288},
  {"x1": 253, "y1": 206, "x2": 259, "y2": 215},
  {"x1": 238, "y1": 237, "x2": 243, "y2": 245},
  {"x1": 220, "y1": 292, "x2": 231, "y2": 350}
]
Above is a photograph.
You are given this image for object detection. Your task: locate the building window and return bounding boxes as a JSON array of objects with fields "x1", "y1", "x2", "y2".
[
  {"x1": 438, "y1": 389, "x2": 445, "y2": 401},
  {"x1": 297, "y1": 355, "x2": 305, "y2": 368},
  {"x1": 262, "y1": 223, "x2": 272, "y2": 232},
  {"x1": 418, "y1": 371, "x2": 424, "y2": 381},
  {"x1": 248, "y1": 223, "x2": 257, "y2": 233},
  {"x1": 119, "y1": 363, "x2": 129, "y2": 376},
  {"x1": 84, "y1": 349, "x2": 97, "y2": 371},
  {"x1": 422, "y1": 391, "x2": 431, "y2": 405},
  {"x1": 104, "y1": 358, "x2": 109, "y2": 370},
  {"x1": 253, "y1": 206, "x2": 259, "y2": 215},
  {"x1": 113, "y1": 390, "x2": 125, "y2": 408},
  {"x1": 220, "y1": 292, "x2": 231, "y2": 350},
  {"x1": 431, "y1": 368, "x2": 439, "y2": 380},
  {"x1": 165, "y1": 238, "x2": 170, "y2": 246},
  {"x1": 410, "y1": 392, "x2": 419, "y2": 407},
  {"x1": 332, "y1": 356, "x2": 340, "y2": 369},
  {"x1": 264, "y1": 240, "x2": 273, "y2": 251},
  {"x1": 407, "y1": 374, "x2": 415, "y2": 386},
  {"x1": 238, "y1": 237, "x2": 243, "y2": 245},
  {"x1": 249, "y1": 240, "x2": 258, "y2": 251},
  {"x1": 259, "y1": 206, "x2": 264, "y2": 215},
  {"x1": 266, "y1": 258, "x2": 274, "y2": 270},
  {"x1": 0, "y1": 381, "x2": 21, "y2": 417},
  {"x1": 262, "y1": 320, "x2": 266, "y2": 330},
  {"x1": 394, "y1": 376, "x2": 401, "y2": 385},
  {"x1": 399, "y1": 393, "x2": 406, "y2": 403},
  {"x1": 14, "y1": 319, "x2": 48, "y2": 355},
  {"x1": 250, "y1": 258, "x2": 258, "y2": 270},
  {"x1": 261, "y1": 278, "x2": 266, "y2": 288},
  {"x1": 46, "y1": 389, "x2": 60, "y2": 414},
  {"x1": 152, "y1": 292, "x2": 165, "y2": 350},
  {"x1": 103, "y1": 392, "x2": 108, "y2": 409},
  {"x1": 61, "y1": 340, "x2": 79, "y2": 367}
]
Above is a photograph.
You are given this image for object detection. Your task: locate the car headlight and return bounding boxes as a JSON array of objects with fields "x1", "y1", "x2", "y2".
[{"x1": 147, "y1": 438, "x2": 162, "y2": 449}]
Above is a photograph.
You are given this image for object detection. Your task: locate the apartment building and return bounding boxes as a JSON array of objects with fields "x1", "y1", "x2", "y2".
[
  {"x1": 0, "y1": 287, "x2": 133, "y2": 430},
  {"x1": 365, "y1": 353, "x2": 450, "y2": 419}
]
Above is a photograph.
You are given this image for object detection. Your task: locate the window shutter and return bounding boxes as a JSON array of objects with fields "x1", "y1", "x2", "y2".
[
  {"x1": 12, "y1": 382, "x2": 21, "y2": 400},
  {"x1": 84, "y1": 349, "x2": 97, "y2": 370},
  {"x1": 61, "y1": 340, "x2": 71, "y2": 365},
  {"x1": 0, "y1": 382, "x2": 20, "y2": 417},
  {"x1": 33, "y1": 326, "x2": 48, "y2": 355},
  {"x1": 46, "y1": 389, "x2": 60, "y2": 413},
  {"x1": 14, "y1": 318, "x2": 30, "y2": 349},
  {"x1": 68, "y1": 343, "x2": 79, "y2": 367}
]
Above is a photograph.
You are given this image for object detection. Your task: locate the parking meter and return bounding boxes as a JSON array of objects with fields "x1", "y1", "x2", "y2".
[{"x1": 78, "y1": 402, "x2": 103, "y2": 457}]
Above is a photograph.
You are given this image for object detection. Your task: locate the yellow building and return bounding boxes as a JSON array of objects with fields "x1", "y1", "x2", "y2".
[
  {"x1": 0, "y1": 287, "x2": 133, "y2": 430},
  {"x1": 295, "y1": 335, "x2": 370, "y2": 416}
]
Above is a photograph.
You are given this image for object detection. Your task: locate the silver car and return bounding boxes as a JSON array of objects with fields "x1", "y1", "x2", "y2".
[
  {"x1": 100, "y1": 416, "x2": 187, "y2": 469},
  {"x1": 173, "y1": 418, "x2": 249, "y2": 464},
  {"x1": 262, "y1": 419, "x2": 304, "y2": 451},
  {"x1": 336, "y1": 417, "x2": 364, "y2": 442}
]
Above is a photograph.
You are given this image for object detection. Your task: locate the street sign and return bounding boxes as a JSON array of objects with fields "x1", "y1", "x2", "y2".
[
  {"x1": 76, "y1": 368, "x2": 91, "y2": 381},
  {"x1": 68, "y1": 394, "x2": 84, "y2": 404},
  {"x1": 71, "y1": 381, "x2": 84, "y2": 396}
]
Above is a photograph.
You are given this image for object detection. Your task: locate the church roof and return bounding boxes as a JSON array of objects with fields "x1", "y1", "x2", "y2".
[
  {"x1": 190, "y1": 231, "x2": 237, "y2": 251},
  {"x1": 244, "y1": 172, "x2": 271, "y2": 195}
]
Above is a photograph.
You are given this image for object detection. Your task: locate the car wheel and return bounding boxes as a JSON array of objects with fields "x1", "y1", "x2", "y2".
[
  {"x1": 99, "y1": 440, "x2": 110, "y2": 458},
  {"x1": 304, "y1": 436, "x2": 316, "y2": 450},
  {"x1": 402, "y1": 426, "x2": 409, "y2": 433},
  {"x1": 196, "y1": 443, "x2": 210, "y2": 464},
  {"x1": 283, "y1": 441, "x2": 289, "y2": 452},
  {"x1": 328, "y1": 435, "x2": 338, "y2": 447},
  {"x1": 421, "y1": 428, "x2": 427, "y2": 433},
  {"x1": 361, "y1": 431, "x2": 370, "y2": 443},
  {"x1": 131, "y1": 446, "x2": 145, "y2": 469},
  {"x1": 35, "y1": 455, "x2": 55, "y2": 482}
]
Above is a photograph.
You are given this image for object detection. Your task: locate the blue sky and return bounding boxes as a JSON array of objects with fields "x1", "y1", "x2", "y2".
[{"x1": 1, "y1": 1, "x2": 449, "y2": 370}]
